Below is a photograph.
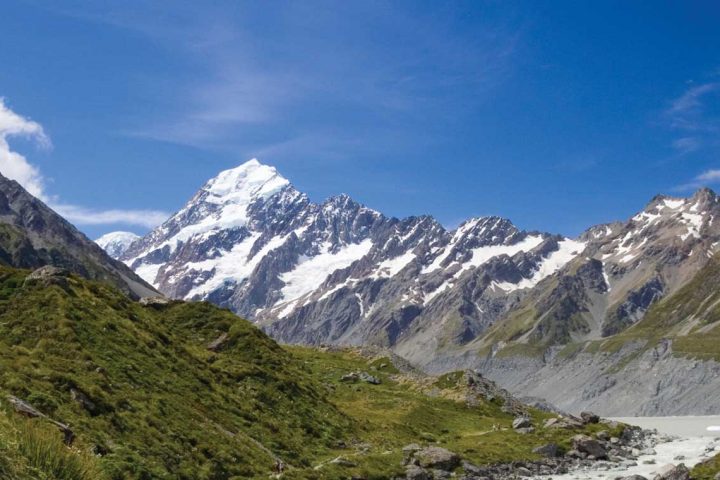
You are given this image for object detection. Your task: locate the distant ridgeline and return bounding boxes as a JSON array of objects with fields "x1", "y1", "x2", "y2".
[{"x1": 100, "y1": 160, "x2": 720, "y2": 416}]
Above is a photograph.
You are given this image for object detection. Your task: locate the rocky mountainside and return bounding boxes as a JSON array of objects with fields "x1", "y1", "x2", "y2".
[
  {"x1": 0, "y1": 173, "x2": 156, "y2": 299},
  {"x1": 103, "y1": 160, "x2": 720, "y2": 414},
  {"x1": 420, "y1": 188, "x2": 720, "y2": 415},
  {"x1": 118, "y1": 159, "x2": 584, "y2": 352},
  {"x1": 95, "y1": 231, "x2": 139, "y2": 258}
]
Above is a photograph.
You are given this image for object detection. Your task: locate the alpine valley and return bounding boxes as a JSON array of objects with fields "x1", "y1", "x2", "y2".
[
  {"x1": 102, "y1": 159, "x2": 720, "y2": 417},
  {"x1": 0, "y1": 169, "x2": 679, "y2": 480}
]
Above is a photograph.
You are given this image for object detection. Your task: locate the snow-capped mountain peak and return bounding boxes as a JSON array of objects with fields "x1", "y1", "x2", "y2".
[
  {"x1": 120, "y1": 160, "x2": 587, "y2": 355},
  {"x1": 95, "y1": 231, "x2": 140, "y2": 258},
  {"x1": 204, "y1": 158, "x2": 290, "y2": 205}
]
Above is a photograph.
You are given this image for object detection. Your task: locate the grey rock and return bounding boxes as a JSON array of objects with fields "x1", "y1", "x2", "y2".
[
  {"x1": 404, "y1": 465, "x2": 429, "y2": 480},
  {"x1": 514, "y1": 467, "x2": 533, "y2": 477},
  {"x1": 139, "y1": 296, "x2": 171, "y2": 307},
  {"x1": 414, "y1": 446, "x2": 460, "y2": 470},
  {"x1": 340, "y1": 371, "x2": 380, "y2": 385},
  {"x1": 532, "y1": 443, "x2": 561, "y2": 458},
  {"x1": 580, "y1": 411, "x2": 600, "y2": 424},
  {"x1": 431, "y1": 469, "x2": 452, "y2": 479},
  {"x1": 653, "y1": 464, "x2": 690, "y2": 480},
  {"x1": 572, "y1": 434, "x2": 608, "y2": 460},
  {"x1": 358, "y1": 372, "x2": 381, "y2": 385},
  {"x1": 512, "y1": 416, "x2": 533, "y2": 429},
  {"x1": 6, "y1": 395, "x2": 75, "y2": 445}
]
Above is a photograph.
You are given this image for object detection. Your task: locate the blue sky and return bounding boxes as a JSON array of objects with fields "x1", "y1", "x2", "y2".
[{"x1": 1, "y1": 1, "x2": 719, "y2": 239}]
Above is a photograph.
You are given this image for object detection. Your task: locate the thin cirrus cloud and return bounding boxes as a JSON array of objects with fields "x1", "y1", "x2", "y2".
[
  {"x1": 52, "y1": 2, "x2": 520, "y2": 156},
  {"x1": 665, "y1": 81, "x2": 719, "y2": 154},
  {"x1": 674, "y1": 169, "x2": 720, "y2": 192},
  {"x1": 0, "y1": 98, "x2": 168, "y2": 228}
]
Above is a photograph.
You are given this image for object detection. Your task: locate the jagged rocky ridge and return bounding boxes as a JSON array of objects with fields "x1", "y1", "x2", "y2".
[
  {"x1": 106, "y1": 160, "x2": 720, "y2": 415},
  {"x1": 0, "y1": 173, "x2": 156, "y2": 299},
  {"x1": 118, "y1": 159, "x2": 584, "y2": 352}
]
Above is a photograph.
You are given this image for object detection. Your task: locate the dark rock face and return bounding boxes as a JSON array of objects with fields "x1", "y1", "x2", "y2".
[
  {"x1": 602, "y1": 277, "x2": 664, "y2": 337},
  {"x1": 0, "y1": 173, "x2": 157, "y2": 299},
  {"x1": 119, "y1": 160, "x2": 576, "y2": 358}
]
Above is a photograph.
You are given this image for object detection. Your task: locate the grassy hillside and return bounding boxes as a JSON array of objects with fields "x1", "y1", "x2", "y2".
[{"x1": 0, "y1": 266, "x2": 607, "y2": 479}]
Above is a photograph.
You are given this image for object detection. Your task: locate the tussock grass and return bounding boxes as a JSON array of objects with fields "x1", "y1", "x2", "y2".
[{"x1": 0, "y1": 412, "x2": 104, "y2": 480}]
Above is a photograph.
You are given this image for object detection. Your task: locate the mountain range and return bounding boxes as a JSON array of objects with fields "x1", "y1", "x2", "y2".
[
  {"x1": 99, "y1": 159, "x2": 720, "y2": 415},
  {"x1": 0, "y1": 169, "x2": 626, "y2": 479}
]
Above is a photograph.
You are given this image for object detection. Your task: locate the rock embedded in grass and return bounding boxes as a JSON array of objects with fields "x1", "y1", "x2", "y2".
[
  {"x1": 413, "y1": 446, "x2": 461, "y2": 471},
  {"x1": 512, "y1": 416, "x2": 533, "y2": 429},
  {"x1": 532, "y1": 443, "x2": 561, "y2": 458}
]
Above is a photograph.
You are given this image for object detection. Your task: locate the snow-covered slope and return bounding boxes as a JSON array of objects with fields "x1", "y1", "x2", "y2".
[
  {"x1": 95, "y1": 231, "x2": 140, "y2": 258},
  {"x1": 118, "y1": 160, "x2": 720, "y2": 414},
  {"x1": 121, "y1": 159, "x2": 583, "y2": 352}
]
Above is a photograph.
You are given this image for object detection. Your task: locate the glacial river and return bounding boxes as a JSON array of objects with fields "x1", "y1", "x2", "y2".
[{"x1": 545, "y1": 416, "x2": 720, "y2": 480}]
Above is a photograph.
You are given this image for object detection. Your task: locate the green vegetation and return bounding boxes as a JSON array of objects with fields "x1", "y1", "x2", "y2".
[
  {"x1": 0, "y1": 411, "x2": 104, "y2": 480},
  {"x1": 0, "y1": 266, "x2": 350, "y2": 479},
  {"x1": 0, "y1": 266, "x2": 608, "y2": 479},
  {"x1": 691, "y1": 453, "x2": 720, "y2": 480}
]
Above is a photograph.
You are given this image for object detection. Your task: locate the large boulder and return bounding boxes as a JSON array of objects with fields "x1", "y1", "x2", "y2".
[
  {"x1": 653, "y1": 464, "x2": 690, "y2": 480},
  {"x1": 545, "y1": 416, "x2": 584, "y2": 429},
  {"x1": 414, "y1": 446, "x2": 461, "y2": 471},
  {"x1": 23, "y1": 266, "x2": 70, "y2": 288},
  {"x1": 340, "y1": 371, "x2": 381, "y2": 385},
  {"x1": 581, "y1": 411, "x2": 600, "y2": 424},
  {"x1": 139, "y1": 296, "x2": 171, "y2": 307},
  {"x1": 532, "y1": 443, "x2": 561, "y2": 458},
  {"x1": 512, "y1": 416, "x2": 533, "y2": 429},
  {"x1": 572, "y1": 434, "x2": 608, "y2": 459}
]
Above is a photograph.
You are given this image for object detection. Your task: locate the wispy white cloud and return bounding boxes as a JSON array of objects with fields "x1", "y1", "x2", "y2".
[
  {"x1": 674, "y1": 168, "x2": 720, "y2": 191},
  {"x1": 665, "y1": 81, "x2": 720, "y2": 153},
  {"x1": 671, "y1": 136, "x2": 702, "y2": 154},
  {"x1": 668, "y1": 83, "x2": 719, "y2": 118},
  {"x1": 0, "y1": 99, "x2": 168, "y2": 228},
  {"x1": 47, "y1": 2, "x2": 521, "y2": 154},
  {"x1": 52, "y1": 204, "x2": 169, "y2": 228}
]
